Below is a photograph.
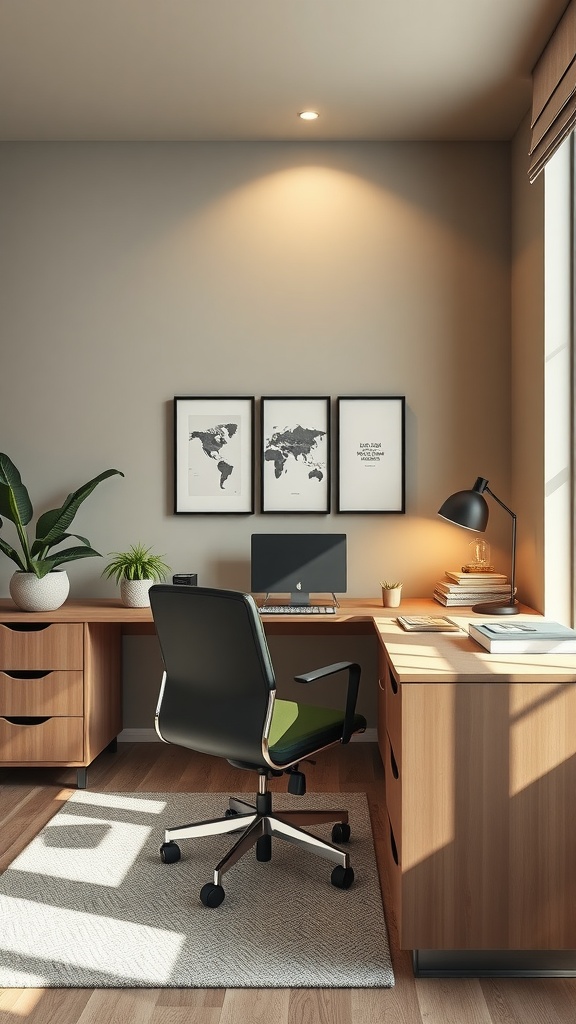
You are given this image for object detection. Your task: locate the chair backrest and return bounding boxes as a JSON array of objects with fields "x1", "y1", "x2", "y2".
[{"x1": 149, "y1": 585, "x2": 276, "y2": 767}]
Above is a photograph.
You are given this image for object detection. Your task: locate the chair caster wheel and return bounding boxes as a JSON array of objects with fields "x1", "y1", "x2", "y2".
[
  {"x1": 331, "y1": 822, "x2": 351, "y2": 844},
  {"x1": 200, "y1": 882, "x2": 225, "y2": 907},
  {"x1": 331, "y1": 865, "x2": 354, "y2": 889},
  {"x1": 160, "y1": 841, "x2": 181, "y2": 863}
]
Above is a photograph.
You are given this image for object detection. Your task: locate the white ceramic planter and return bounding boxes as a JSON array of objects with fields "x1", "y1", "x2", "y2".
[
  {"x1": 120, "y1": 579, "x2": 154, "y2": 607},
  {"x1": 381, "y1": 585, "x2": 402, "y2": 608},
  {"x1": 9, "y1": 570, "x2": 70, "y2": 612}
]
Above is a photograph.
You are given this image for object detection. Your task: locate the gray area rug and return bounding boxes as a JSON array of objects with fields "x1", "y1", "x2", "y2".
[{"x1": 0, "y1": 791, "x2": 394, "y2": 989}]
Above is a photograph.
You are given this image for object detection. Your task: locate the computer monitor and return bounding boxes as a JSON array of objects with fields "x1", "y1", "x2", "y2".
[{"x1": 250, "y1": 533, "x2": 347, "y2": 606}]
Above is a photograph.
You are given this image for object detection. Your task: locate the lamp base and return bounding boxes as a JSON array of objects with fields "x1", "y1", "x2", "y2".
[{"x1": 472, "y1": 599, "x2": 519, "y2": 615}]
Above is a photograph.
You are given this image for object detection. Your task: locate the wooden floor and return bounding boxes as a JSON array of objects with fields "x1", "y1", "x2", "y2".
[{"x1": 2, "y1": 742, "x2": 576, "y2": 1024}]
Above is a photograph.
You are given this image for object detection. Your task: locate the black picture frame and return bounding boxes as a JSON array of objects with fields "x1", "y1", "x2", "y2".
[
  {"x1": 174, "y1": 396, "x2": 255, "y2": 514},
  {"x1": 261, "y1": 396, "x2": 330, "y2": 513},
  {"x1": 336, "y1": 396, "x2": 406, "y2": 513}
]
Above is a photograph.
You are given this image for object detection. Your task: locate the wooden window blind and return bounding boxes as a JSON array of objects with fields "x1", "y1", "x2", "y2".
[{"x1": 529, "y1": 0, "x2": 576, "y2": 182}]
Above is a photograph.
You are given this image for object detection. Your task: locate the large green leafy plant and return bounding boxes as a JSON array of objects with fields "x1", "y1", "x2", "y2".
[{"x1": 0, "y1": 453, "x2": 123, "y2": 579}]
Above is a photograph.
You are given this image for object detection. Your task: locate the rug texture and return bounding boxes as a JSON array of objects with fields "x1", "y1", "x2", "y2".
[{"x1": 0, "y1": 791, "x2": 394, "y2": 989}]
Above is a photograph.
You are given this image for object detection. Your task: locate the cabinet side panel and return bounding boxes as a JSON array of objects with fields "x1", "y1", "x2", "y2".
[
  {"x1": 401, "y1": 683, "x2": 511, "y2": 949},
  {"x1": 508, "y1": 681, "x2": 576, "y2": 947},
  {"x1": 83, "y1": 623, "x2": 122, "y2": 765}
]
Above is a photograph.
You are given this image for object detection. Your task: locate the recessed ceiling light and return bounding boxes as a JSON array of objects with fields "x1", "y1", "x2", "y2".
[{"x1": 298, "y1": 110, "x2": 319, "y2": 121}]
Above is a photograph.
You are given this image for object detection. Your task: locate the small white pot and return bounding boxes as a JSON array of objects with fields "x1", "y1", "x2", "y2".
[
  {"x1": 120, "y1": 579, "x2": 154, "y2": 607},
  {"x1": 381, "y1": 585, "x2": 402, "y2": 608},
  {"x1": 9, "y1": 570, "x2": 70, "y2": 612}
]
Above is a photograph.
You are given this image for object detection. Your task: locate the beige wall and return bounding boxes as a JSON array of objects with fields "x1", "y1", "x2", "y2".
[{"x1": 0, "y1": 141, "x2": 513, "y2": 726}]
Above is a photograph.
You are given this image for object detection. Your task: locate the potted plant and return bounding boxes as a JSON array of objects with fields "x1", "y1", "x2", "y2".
[
  {"x1": 102, "y1": 543, "x2": 170, "y2": 607},
  {"x1": 0, "y1": 452, "x2": 123, "y2": 612},
  {"x1": 380, "y1": 580, "x2": 403, "y2": 608}
]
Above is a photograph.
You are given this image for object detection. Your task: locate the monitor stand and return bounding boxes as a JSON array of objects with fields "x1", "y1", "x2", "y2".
[{"x1": 289, "y1": 592, "x2": 340, "y2": 608}]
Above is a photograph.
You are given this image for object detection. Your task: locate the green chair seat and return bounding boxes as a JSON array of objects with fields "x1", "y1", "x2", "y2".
[{"x1": 269, "y1": 698, "x2": 366, "y2": 765}]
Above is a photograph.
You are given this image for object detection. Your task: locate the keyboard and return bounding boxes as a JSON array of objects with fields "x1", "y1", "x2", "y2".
[{"x1": 259, "y1": 605, "x2": 337, "y2": 615}]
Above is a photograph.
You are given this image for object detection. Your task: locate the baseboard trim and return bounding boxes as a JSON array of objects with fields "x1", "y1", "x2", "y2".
[
  {"x1": 118, "y1": 727, "x2": 378, "y2": 744},
  {"x1": 413, "y1": 948, "x2": 576, "y2": 977}
]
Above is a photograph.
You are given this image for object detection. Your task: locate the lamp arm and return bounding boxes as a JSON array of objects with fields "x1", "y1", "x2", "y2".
[{"x1": 485, "y1": 486, "x2": 516, "y2": 605}]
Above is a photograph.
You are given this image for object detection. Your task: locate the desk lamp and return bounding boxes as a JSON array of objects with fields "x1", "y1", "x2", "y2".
[{"x1": 438, "y1": 477, "x2": 519, "y2": 614}]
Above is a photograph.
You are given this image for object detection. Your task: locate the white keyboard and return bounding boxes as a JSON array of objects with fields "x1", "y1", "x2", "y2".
[{"x1": 260, "y1": 605, "x2": 336, "y2": 615}]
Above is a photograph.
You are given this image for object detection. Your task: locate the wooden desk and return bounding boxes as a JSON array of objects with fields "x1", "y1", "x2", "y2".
[
  {"x1": 2, "y1": 596, "x2": 576, "y2": 972},
  {"x1": 0, "y1": 598, "x2": 380, "y2": 788}
]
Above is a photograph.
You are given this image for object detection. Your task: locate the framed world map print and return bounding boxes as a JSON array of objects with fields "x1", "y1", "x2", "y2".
[
  {"x1": 174, "y1": 396, "x2": 254, "y2": 514},
  {"x1": 337, "y1": 396, "x2": 405, "y2": 513},
  {"x1": 261, "y1": 396, "x2": 330, "y2": 513}
]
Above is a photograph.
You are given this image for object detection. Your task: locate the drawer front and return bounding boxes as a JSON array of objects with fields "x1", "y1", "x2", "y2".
[
  {"x1": 384, "y1": 660, "x2": 402, "y2": 760},
  {"x1": 0, "y1": 671, "x2": 83, "y2": 716},
  {"x1": 0, "y1": 715, "x2": 83, "y2": 762},
  {"x1": 384, "y1": 730, "x2": 402, "y2": 859},
  {"x1": 384, "y1": 811, "x2": 402, "y2": 930},
  {"x1": 377, "y1": 656, "x2": 387, "y2": 765},
  {"x1": 0, "y1": 623, "x2": 83, "y2": 670}
]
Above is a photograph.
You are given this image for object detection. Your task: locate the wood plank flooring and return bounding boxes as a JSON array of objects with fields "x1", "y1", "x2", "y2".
[{"x1": 2, "y1": 742, "x2": 576, "y2": 1024}]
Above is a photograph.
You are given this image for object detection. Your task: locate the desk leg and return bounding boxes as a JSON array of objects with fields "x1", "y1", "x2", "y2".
[{"x1": 76, "y1": 767, "x2": 87, "y2": 789}]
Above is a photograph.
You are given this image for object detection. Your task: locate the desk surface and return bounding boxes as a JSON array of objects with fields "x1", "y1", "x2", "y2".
[{"x1": 1, "y1": 596, "x2": 575, "y2": 682}]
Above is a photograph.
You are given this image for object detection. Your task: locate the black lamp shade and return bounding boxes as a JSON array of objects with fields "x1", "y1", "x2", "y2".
[
  {"x1": 438, "y1": 488, "x2": 489, "y2": 532},
  {"x1": 437, "y1": 476, "x2": 518, "y2": 615}
]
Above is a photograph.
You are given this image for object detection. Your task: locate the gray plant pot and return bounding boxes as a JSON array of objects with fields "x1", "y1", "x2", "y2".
[{"x1": 120, "y1": 579, "x2": 153, "y2": 607}]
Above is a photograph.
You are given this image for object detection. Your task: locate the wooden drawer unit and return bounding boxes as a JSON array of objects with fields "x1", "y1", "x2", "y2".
[{"x1": 0, "y1": 616, "x2": 122, "y2": 787}]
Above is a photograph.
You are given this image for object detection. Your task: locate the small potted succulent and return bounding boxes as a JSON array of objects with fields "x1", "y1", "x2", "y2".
[
  {"x1": 0, "y1": 452, "x2": 123, "y2": 611},
  {"x1": 380, "y1": 580, "x2": 403, "y2": 608},
  {"x1": 102, "y1": 542, "x2": 170, "y2": 607}
]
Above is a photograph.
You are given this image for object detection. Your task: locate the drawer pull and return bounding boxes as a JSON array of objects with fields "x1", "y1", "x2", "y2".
[
  {"x1": 389, "y1": 672, "x2": 399, "y2": 695},
  {"x1": 3, "y1": 670, "x2": 51, "y2": 680},
  {"x1": 389, "y1": 742, "x2": 399, "y2": 780},
  {"x1": 3, "y1": 623, "x2": 51, "y2": 633},
  {"x1": 389, "y1": 821, "x2": 399, "y2": 866},
  {"x1": 2, "y1": 716, "x2": 51, "y2": 726}
]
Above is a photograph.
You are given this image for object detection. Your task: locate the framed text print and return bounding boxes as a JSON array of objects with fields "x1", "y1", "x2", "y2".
[
  {"x1": 337, "y1": 396, "x2": 406, "y2": 513},
  {"x1": 261, "y1": 396, "x2": 330, "y2": 513},
  {"x1": 174, "y1": 396, "x2": 255, "y2": 514}
]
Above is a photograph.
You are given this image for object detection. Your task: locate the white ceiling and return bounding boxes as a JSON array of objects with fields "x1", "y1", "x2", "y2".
[{"x1": 0, "y1": 0, "x2": 570, "y2": 142}]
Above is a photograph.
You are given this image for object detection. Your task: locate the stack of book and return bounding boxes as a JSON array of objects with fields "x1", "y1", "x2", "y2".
[
  {"x1": 469, "y1": 620, "x2": 576, "y2": 653},
  {"x1": 433, "y1": 570, "x2": 509, "y2": 607}
]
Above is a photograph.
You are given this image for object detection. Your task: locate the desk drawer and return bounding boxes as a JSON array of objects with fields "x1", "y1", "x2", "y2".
[
  {"x1": 0, "y1": 715, "x2": 83, "y2": 762},
  {"x1": 0, "y1": 623, "x2": 83, "y2": 670},
  {"x1": 385, "y1": 811, "x2": 402, "y2": 928},
  {"x1": 384, "y1": 661, "x2": 402, "y2": 759},
  {"x1": 377, "y1": 653, "x2": 387, "y2": 765},
  {"x1": 0, "y1": 671, "x2": 83, "y2": 716},
  {"x1": 384, "y1": 730, "x2": 402, "y2": 859}
]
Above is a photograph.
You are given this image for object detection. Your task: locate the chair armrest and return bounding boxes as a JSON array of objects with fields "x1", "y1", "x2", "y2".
[{"x1": 294, "y1": 661, "x2": 362, "y2": 744}]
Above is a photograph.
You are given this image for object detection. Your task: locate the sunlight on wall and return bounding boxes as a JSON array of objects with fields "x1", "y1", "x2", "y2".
[{"x1": 544, "y1": 142, "x2": 573, "y2": 623}]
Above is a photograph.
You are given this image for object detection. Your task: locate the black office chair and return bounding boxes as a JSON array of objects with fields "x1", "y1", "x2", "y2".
[{"x1": 149, "y1": 584, "x2": 366, "y2": 907}]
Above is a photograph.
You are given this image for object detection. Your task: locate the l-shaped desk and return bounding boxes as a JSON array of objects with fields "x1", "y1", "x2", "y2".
[{"x1": 2, "y1": 596, "x2": 576, "y2": 976}]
